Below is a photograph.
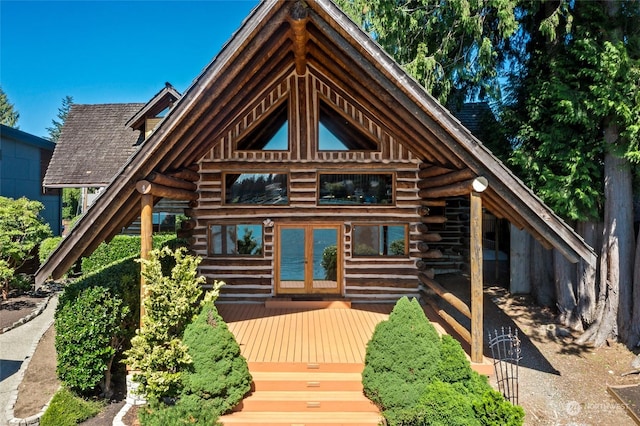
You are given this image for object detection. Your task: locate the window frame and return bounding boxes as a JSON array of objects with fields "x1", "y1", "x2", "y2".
[
  {"x1": 223, "y1": 172, "x2": 290, "y2": 206},
  {"x1": 317, "y1": 172, "x2": 395, "y2": 206},
  {"x1": 208, "y1": 222, "x2": 265, "y2": 257},
  {"x1": 352, "y1": 223, "x2": 409, "y2": 258}
]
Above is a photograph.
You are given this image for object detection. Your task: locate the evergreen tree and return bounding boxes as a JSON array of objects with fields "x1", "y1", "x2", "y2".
[
  {"x1": 501, "y1": 0, "x2": 640, "y2": 346},
  {"x1": 47, "y1": 95, "x2": 73, "y2": 142},
  {"x1": 335, "y1": 0, "x2": 519, "y2": 106},
  {"x1": 0, "y1": 87, "x2": 19, "y2": 128}
]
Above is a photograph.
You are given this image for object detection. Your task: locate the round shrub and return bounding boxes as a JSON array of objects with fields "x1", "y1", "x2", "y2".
[
  {"x1": 181, "y1": 297, "x2": 252, "y2": 415},
  {"x1": 436, "y1": 335, "x2": 472, "y2": 384},
  {"x1": 472, "y1": 389, "x2": 525, "y2": 426},
  {"x1": 417, "y1": 381, "x2": 480, "y2": 426},
  {"x1": 362, "y1": 297, "x2": 442, "y2": 411}
]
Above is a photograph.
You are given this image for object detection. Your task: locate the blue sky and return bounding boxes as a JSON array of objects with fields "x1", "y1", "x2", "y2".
[{"x1": 1, "y1": 1, "x2": 259, "y2": 138}]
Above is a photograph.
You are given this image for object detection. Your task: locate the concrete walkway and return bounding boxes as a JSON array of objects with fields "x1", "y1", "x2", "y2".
[{"x1": 0, "y1": 295, "x2": 58, "y2": 426}]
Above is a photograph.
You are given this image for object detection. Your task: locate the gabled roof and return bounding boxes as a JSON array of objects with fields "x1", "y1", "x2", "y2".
[
  {"x1": 126, "y1": 82, "x2": 182, "y2": 130},
  {"x1": 36, "y1": 0, "x2": 596, "y2": 285},
  {"x1": 43, "y1": 103, "x2": 144, "y2": 187}
]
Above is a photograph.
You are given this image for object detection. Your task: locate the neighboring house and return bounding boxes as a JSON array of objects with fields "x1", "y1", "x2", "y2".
[
  {"x1": 0, "y1": 124, "x2": 62, "y2": 235},
  {"x1": 43, "y1": 83, "x2": 184, "y2": 232},
  {"x1": 37, "y1": 0, "x2": 596, "y2": 362}
]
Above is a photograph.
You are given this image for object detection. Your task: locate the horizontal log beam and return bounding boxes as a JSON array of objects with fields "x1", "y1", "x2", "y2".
[
  {"x1": 418, "y1": 165, "x2": 454, "y2": 178},
  {"x1": 419, "y1": 273, "x2": 472, "y2": 319},
  {"x1": 417, "y1": 168, "x2": 476, "y2": 189},
  {"x1": 147, "y1": 172, "x2": 197, "y2": 191},
  {"x1": 419, "y1": 177, "x2": 488, "y2": 199},
  {"x1": 420, "y1": 199, "x2": 447, "y2": 207},
  {"x1": 415, "y1": 249, "x2": 443, "y2": 259},
  {"x1": 168, "y1": 168, "x2": 200, "y2": 182},
  {"x1": 420, "y1": 216, "x2": 447, "y2": 224},
  {"x1": 423, "y1": 295, "x2": 471, "y2": 344},
  {"x1": 414, "y1": 233, "x2": 443, "y2": 242},
  {"x1": 136, "y1": 180, "x2": 199, "y2": 201}
]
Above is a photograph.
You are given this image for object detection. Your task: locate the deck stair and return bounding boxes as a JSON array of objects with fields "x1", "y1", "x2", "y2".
[{"x1": 219, "y1": 361, "x2": 382, "y2": 425}]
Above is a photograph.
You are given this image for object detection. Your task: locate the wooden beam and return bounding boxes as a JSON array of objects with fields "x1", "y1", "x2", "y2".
[
  {"x1": 419, "y1": 177, "x2": 488, "y2": 199},
  {"x1": 136, "y1": 180, "x2": 198, "y2": 201},
  {"x1": 419, "y1": 273, "x2": 472, "y2": 319},
  {"x1": 418, "y1": 168, "x2": 476, "y2": 189},
  {"x1": 288, "y1": 2, "x2": 309, "y2": 76},
  {"x1": 140, "y1": 193, "x2": 153, "y2": 327},
  {"x1": 418, "y1": 165, "x2": 454, "y2": 178},
  {"x1": 167, "y1": 168, "x2": 200, "y2": 183},
  {"x1": 423, "y1": 296, "x2": 471, "y2": 344},
  {"x1": 147, "y1": 171, "x2": 197, "y2": 191},
  {"x1": 470, "y1": 189, "x2": 485, "y2": 363}
]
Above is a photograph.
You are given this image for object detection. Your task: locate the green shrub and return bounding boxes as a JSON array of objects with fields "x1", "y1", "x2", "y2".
[
  {"x1": 39, "y1": 236, "x2": 63, "y2": 265},
  {"x1": 40, "y1": 387, "x2": 103, "y2": 426},
  {"x1": 385, "y1": 381, "x2": 478, "y2": 426},
  {"x1": 55, "y1": 285, "x2": 129, "y2": 394},
  {"x1": 55, "y1": 256, "x2": 140, "y2": 396},
  {"x1": 81, "y1": 234, "x2": 178, "y2": 274},
  {"x1": 139, "y1": 287, "x2": 251, "y2": 424},
  {"x1": 124, "y1": 246, "x2": 205, "y2": 400},
  {"x1": 181, "y1": 291, "x2": 252, "y2": 414},
  {"x1": 473, "y1": 389, "x2": 525, "y2": 426},
  {"x1": 0, "y1": 196, "x2": 52, "y2": 298},
  {"x1": 362, "y1": 297, "x2": 442, "y2": 411},
  {"x1": 436, "y1": 335, "x2": 472, "y2": 384}
]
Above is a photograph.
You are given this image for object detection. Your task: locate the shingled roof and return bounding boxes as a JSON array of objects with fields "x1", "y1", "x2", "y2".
[
  {"x1": 36, "y1": 0, "x2": 596, "y2": 285},
  {"x1": 43, "y1": 103, "x2": 144, "y2": 187}
]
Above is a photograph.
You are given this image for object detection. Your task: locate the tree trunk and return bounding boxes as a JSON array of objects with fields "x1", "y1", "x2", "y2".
[
  {"x1": 578, "y1": 123, "x2": 635, "y2": 346},
  {"x1": 576, "y1": 221, "x2": 600, "y2": 326},
  {"x1": 531, "y1": 239, "x2": 554, "y2": 307},
  {"x1": 509, "y1": 225, "x2": 531, "y2": 294},
  {"x1": 554, "y1": 249, "x2": 582, "y2": 330}
]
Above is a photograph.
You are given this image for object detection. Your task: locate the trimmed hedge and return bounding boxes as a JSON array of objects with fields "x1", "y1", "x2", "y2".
[
  {"x1": 362, "y1": 296, "x2": 524, "y2": 425},
  {"x1": 81, "y1": 234, "x2": 179, "y2": 274},
  {"x1": 55, "y1": 256, "x2": 140, "y2": 395}
]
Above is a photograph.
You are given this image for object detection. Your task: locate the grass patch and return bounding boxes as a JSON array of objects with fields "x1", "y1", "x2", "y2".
[{"x1": 40, "y1": 387, "x2": 103, "y2": 426}]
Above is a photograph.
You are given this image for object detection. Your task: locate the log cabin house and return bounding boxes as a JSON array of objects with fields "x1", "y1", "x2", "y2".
[{"x1": 37, "y1": 0, "x2": 596, "y2": 365}]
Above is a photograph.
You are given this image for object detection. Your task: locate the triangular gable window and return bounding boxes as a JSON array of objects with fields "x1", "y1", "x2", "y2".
[
  {"x1": 237, "y1": 102, "x2": 288, "y2": 151},
  {"x1": 318, "y1": 101, "x2": 378, "y2": 151}
]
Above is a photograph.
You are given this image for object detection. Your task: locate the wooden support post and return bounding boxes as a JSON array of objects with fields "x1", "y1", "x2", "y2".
[
  {"x1": 140, "y1": 193, "x2": 153, "y2": 327},
  {"x1": 470, "y1": 177, "x2": 488, "y2": 363}
]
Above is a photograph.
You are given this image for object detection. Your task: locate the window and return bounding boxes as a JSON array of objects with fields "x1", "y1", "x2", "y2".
[
  {"x1": 353, "y1": 224, "x2": 407, "y2": 257},
  {"x1": 237, "y1": 102, "x2": 288, "y2": 150},
  {"x1": 318, "y1": 173, "x2": 393, "y2": 205},
  {"x1": 225, "y1": 173, "x2": 288, "y2": 205},
  {"x1": 318, "y1": 101, "x2": 377, "y2": 151},
  {"x1": 209, "y1": 224, "x2": 263, "y2": 256}
]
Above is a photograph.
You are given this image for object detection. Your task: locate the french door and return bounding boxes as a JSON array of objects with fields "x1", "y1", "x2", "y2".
[{"x1": 276, "y1": 224, "x2": 341, "y2": 295}]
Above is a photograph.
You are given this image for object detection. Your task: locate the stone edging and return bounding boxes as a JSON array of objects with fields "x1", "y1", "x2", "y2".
[
  {"x1": 1, "y1": 294, "x2": 54, "y2": 335},
  {"x1": 4, "y1": 296, "x2": 57, "y2": 426}
]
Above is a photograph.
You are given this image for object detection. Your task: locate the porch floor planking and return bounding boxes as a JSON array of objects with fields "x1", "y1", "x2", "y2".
[{"x1": 216, "y1": 303, "x2": 395, "y2": 365}]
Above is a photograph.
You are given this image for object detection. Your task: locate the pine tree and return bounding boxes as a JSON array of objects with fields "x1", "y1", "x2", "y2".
[
  {"x1": 47, "y1": 95, "x2": 73, "y2": 142},
  {"x1": 0, "y1": 87, "x2": 19, "y2": 128}
]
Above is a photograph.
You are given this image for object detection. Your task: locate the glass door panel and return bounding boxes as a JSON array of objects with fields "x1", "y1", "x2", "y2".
[
  {"x1": 278, "y1": 228, "x2": 306, "y2": 290},
  {"x1": 276, "y1": 224, "x2": 341, "y2": 294},
  {"x1": 312, "y1": 228, "x2": 338, "y2": 290}
]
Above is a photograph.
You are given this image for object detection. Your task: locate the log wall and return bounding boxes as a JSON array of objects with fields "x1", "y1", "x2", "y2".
[{"x1": 190, "y1": 71, "x2": 427, "y2": 302}]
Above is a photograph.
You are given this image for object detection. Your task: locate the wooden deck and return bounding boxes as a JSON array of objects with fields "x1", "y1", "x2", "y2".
[
  {"x1": 217, "y1": 303, "x2": 394, "y2": 365},
  {"x1": 216, "y1": 301, "x2": 489, "y2": 425}
]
